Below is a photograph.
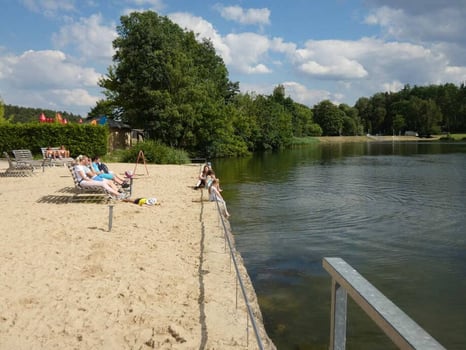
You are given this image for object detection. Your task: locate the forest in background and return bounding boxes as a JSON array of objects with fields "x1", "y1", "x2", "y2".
[{"x1": 1, "y1": 11, "x2": 465, "y2": 157}]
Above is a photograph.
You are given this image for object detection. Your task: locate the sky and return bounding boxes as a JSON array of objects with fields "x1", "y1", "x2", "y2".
[{"x1": 1, "y1": 0, "x2": 466, "y2": 117}]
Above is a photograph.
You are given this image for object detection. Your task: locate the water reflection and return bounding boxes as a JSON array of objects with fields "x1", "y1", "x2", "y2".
[{"x1": 215, "y1": 142, "x2": 466, "y2": 350}]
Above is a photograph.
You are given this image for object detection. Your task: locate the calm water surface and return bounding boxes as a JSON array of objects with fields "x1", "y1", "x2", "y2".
[{"x1": 215, "y1": 142, "x2": 466, "y2": 350}]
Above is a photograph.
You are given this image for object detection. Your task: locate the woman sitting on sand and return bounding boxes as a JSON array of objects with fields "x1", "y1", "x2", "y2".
[{"x1": 194, "y1": 164, "x2": 210, "y2": 189}]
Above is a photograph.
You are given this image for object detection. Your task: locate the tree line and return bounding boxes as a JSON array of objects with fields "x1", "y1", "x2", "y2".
[
  {"x1": 1, "y1": 104, "x2": 81, "y2": 124},
  {"x1": 1, "y1": 11, "x2": 465, "y2": 157}
]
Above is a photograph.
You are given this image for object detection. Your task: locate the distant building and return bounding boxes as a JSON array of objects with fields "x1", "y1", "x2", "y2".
[
  {"x1": 86, "y1": 116, "x2": 135, "y2": 151},
  {"x1": 404, "y1": 131, "x2": 419, "y2": 137}
]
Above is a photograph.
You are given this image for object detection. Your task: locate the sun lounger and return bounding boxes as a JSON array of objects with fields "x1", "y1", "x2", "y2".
[
  {"x1": 12, "y1": 149, "x2": 46, "y2": 172},
  {"x1": 2, "y1": 151, "x2": 34, "y2": 177},
  {"x1": 67, "y1": 163, "x2": 113, "y2": 202},
  {"x1": 40, "y1": 147, "x2": 74, "y2": 167}
]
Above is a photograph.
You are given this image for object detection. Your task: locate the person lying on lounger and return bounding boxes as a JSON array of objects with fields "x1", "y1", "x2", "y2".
[
  {"x1": 73, "y1": 155, "x2": 127, "y2": 199},
  {"x1": 90, "y1": 156, "x2": 129, "y2": 188}
]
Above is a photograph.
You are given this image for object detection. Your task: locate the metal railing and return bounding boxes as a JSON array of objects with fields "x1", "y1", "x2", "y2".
[
  {"x1": 323, "y1": 257, "x2": 446, "y2": 350},
  {"x1": 212, "y1": 195, "x2": 265, "y2": 350}
]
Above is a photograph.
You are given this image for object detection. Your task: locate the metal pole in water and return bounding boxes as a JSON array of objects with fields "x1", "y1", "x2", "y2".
[{"x1": 108, "y1": 205, "x2": 114, "y2": 231}]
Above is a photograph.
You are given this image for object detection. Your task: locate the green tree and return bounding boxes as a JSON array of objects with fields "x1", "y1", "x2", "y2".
[
  {"x1": 98, "y1": 11, "x2": 239, "y2": 157},
  {"x1": 355, "y1": 97, "x2": 371, "y2": 134},
  {"x1": 0, "y1": 97, "x2": 5, "y2": 124},
  {"x1": 417, "y1": 99, "x2": 442, "y2": 135},
  {"x1": 290, "y1": 102, "x2": 318, "y2": 136},
  {"x1": 253, "y1": 95, "x2": 293, "y2": 150},
  {"x1": 269, "y1": 84, "x2": 318, "y2": 137},
  {"x1": 392, "y1": 114, "x2": 406, "y2": 134},
  {"x1": 370, "y1": 93, "x2": 388, "y2": 133},
  {"x1": 339, "y1": 103, "x2": 362, "y2": 135},
  {"x1": 436, "y1": 83, "x2": 458, "y2": 132},
  {"x1": 313, "y1": 100, "x2": 344, "y2": 136},
  {"x1": 230, "y1": 93, "x2": 261, "y2": 151}
]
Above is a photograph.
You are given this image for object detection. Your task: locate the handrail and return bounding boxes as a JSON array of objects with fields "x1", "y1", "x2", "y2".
[
  {"x1": 212, "y1": 194, "x2": 265, "y2": 350},
  {"x1": 323, "y1": 257, "x2": 446, "y2": 350}
]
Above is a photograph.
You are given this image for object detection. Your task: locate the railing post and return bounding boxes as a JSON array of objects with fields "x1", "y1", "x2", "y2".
[
  {"x1": 329, "y1": 279, "x2": 347, "y2": 350},
  {"x1": 323, "y1": 257, "x2": 446, "y2": 350}
]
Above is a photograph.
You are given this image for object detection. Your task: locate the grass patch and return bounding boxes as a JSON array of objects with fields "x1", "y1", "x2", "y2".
[
  {"x1": 439, "y1": 133, "x2": 466, "y2": 141},
  {"x1": 291, "y1": 136, "x2": 320, "y2": 145},
  {"x1": 450, "y1": 133, "x2": 466, "y2": 140}
]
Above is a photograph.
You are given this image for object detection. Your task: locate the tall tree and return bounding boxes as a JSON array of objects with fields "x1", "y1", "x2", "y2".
[
  {"x1": 253, "y1": 95, "x2": 293, "y2": 150},
  {"x1": 339, "y1": 103, "x2": 362, "y2": 135},
  {"x1": 313, "y1": 100, "x2": 344, "y2": 136},
  {"x1": 355, "y1": 97, "x2": 371, "y2": 134},
  {"x1": 0, "y1": 97, "x2": 5, "y2": 124},
  {"x1": 98, "y1": 11, "x2": 239, "y2": 156}
]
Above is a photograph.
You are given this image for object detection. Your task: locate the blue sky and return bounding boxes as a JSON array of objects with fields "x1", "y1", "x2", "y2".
[{"x1": 1, "y1": 0, "x2": 465, "y2": 117}]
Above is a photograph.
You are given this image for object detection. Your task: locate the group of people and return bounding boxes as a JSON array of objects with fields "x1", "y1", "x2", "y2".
[
  {"x1": 71, "y1": 155, "x2": 229, "y2": 213},
  {"x1": 73, "y1": 155, "x2": 131, "y2": 200},
  {"x1": 194, "y1": 162, "x2": 230, "y2": 218},
  {"x1": 45, "y1": 145, "x2": 70, "y2": 159}
]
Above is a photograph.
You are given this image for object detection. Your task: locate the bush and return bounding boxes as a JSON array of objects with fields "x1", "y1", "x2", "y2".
[
  {"x1": 119, "y1": 141, "x2": 190, "y2": 164},
  {"x1": 0, "y1": 123, "x2": 107, "y2": 157}
]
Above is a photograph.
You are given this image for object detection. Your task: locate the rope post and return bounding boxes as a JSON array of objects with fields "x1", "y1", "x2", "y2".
[
  {"x1": 247, "y1": 312, "x2": 250, "y2": 348},
  {"x1": 108, "y1": 204, "x2": 114, "y2": 231}
]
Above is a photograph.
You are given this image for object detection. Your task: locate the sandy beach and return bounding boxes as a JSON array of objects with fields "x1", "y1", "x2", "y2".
[{"x1": 0, "y1": 161, "x2": 275, "y2": 349}]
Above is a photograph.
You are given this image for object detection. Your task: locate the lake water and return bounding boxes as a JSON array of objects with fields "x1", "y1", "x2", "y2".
[{"x1": 214, "y1": 142, "x2": 466, "y2": 350}]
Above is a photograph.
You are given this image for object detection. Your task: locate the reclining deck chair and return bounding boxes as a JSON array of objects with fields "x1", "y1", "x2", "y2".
[
  {"x1": 67, "y1": 163, "x2": 114, "y2": 202},
  {"x1": 12, "y1": 149, "x2": 46, "y2": 172},
  {"x1": 2, "y1": 151, "x2": 34, "y2": 177}
]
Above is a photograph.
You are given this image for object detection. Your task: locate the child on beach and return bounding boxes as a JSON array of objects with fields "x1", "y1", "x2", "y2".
[{"x1": 209, "y1": 179, "x2": 230, "y2": 218}]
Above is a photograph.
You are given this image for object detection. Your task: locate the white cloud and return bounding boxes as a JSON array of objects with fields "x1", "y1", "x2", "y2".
[
  {"x1": 4, "y1": 50, "x2": 100, "y2": 88},
  {"x1": 52, "y1": 14, "x2": 117, "y2": 62},
  {"x1": 216, "y1": 5, "x2": 270, "y2": 26},
  {"x1": 365, "y1": 5, "x2": 466, "y2": 44},
  {"x1": 20, "y1": 0, "x2": 76, "y2": 16},
  {"x1": 290, "y1": 36, "x2": 466, "y2": 85},
  {"x1": 223, "y1": 32, "x2": 272, "y2": 74},
  {"x1": 52, "y1": 88, "x2": 99, "y2": 107},
  {"x1": 294, "y1": 39, "x2": 369, "y2": 80},
  {"x1": 270, "y1": 37, "x2": 297, "y2": 56},
  {"x1": 381, "y1": 80, "x2": 404, "y2": 93},
  {"x1": 169, "y1": 9, "x2": 466, "y2": 107},
  {"x1": 0, "y1": 49, "x2": 102, "y2": 114},
  {"x1": 130, "y1": 0, "x2": 164, "y2": 7},
  {"x1": 169, "y1": 13, "x2": 272, "y2": 74},
  {"x1": 122, "y1": 0, "x2": 165, "y2": 15},
  {"x1": 169, "y1": 12, "x2": 230, "y2": 60},
  {"x1": 282, "y1": 81, "x2": 334, "y2": 106}
]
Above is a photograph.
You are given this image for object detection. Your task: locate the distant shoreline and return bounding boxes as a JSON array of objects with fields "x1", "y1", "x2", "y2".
[{"x1": 316, "y1": 135, "x2": 441, "y2": 143}]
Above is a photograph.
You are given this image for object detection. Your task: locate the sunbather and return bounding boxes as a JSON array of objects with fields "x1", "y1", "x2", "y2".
[
  {"x1": 74, "y1": 155, "x2": 127, "y2": 199},
  {"x1": 45, "y1": 146, "x2": 57, "y2": 159},
  {"x1": 57, "y1": 145, "x2": 70, "y2": 158},
  {"x1": 122, "y1": 197, "x2": 160, "y2": 206},
  {"x1": 91, "y1": 156, "x2": 129, "y2": 188}
]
